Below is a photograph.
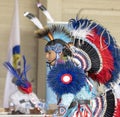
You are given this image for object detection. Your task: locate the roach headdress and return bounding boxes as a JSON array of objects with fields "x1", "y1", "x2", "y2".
[
  {"x1": 35, "y1": 24, "x2": 73, "y2": 58},
  {"x1": 35, "y1": 24, "x2": 72, "y2": 42}
]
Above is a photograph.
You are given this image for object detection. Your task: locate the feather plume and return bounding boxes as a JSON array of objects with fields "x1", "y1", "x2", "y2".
[
  {"x1": 69, "y1": 18, "x2": 120, "y2": 85},
  {"x1": 103, "y1": 90, "x2": 115, "y2": 117},
  {"x1": 24, "y1": 12, "x2": 43, "y2": 29},
  {"x1": 37, "y1": 2, "x2": 54, "y2": 23},
  {"x1": 35, "y1": 24, "x2": 72, "y2": 42},
  {"x1": 4, "y1": 56, "x2": 31, "y2": 89},
  {"x1": 114, "y1": 99, "x2": 120, "y2": 117},
  {"x1": 47, "y1": 61, "x2": 86, "y2": 96},
  {"x1": 34, "y1": 27, "x2": 50, "y2": 41}
]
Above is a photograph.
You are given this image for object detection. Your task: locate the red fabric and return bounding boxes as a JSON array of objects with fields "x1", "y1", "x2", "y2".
[
  {"x1": 114, "y1": 99, "x2": 120, "y2": 117},
  {"x1": 18, "y1": 83, "x2": 32, "y2": 94},
  {"x1": 75, "y1": 104, "x2": 89, "y2": 117},
  {"x1": 76, "y1": 104, "x2": 81, "y2": 117},
  {"x1": 87, "y1": 30, "x2": 114, "y2": 84}
]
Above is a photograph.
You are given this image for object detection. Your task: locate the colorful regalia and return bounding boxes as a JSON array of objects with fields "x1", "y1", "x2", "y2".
[
  {"x1": 35, "y1": 19, "x2": 120, "y2": 117},
  {"x1": 24, "y1": 3, "x2": 120, "y2": 116}
]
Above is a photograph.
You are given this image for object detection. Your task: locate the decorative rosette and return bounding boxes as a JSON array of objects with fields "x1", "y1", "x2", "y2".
[{"x1": 47, "y1": 61, "x2": 87, "y2": 96}]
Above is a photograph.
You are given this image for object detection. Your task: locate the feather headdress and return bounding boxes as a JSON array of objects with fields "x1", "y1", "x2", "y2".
[
  {"x1": 24, "y1": 3, "x2": 120, "y2": 87},
  {"x1": 35, "y1": 24, "x2": 72, "y2": 43},
  {"x1": 69, "y1": 18, "x2": 120, "y2": 86}
]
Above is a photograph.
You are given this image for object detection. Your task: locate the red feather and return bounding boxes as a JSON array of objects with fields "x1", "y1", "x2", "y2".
[
  {"x1": 114, "y1": 99, "x2": 120, "y2": 117},
  {"x1": 87, "y1": 30, "x2": 114, "y2": 84}
]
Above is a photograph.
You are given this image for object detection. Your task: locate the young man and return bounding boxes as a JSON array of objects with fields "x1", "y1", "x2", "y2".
[
  {"x1": 45, "y1": 39, "x2": 72, "y2": 67},
  {"x1": 36, "y1": 24, "x2": 100, "y2": 116},
  {"x1": 35, "y1": 17, "x2": 120, "y2": 116}
]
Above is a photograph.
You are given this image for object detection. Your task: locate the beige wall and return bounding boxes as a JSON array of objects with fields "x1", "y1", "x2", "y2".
[
  {"x1": 47, "y1": 0, "x2": 120, "y2": 43},
  {"x1": 0, "y1": 0, "x2": 43, "y2": 107},
  {"x1": 0, "y1": 0, "x2": 47, "y2": 107},
  {"x1": 37, "y1": 0, "x2": 47, "y2": 101},
  {"x1": 0, "y1": 0, "x2": 120, "y2": 107}
]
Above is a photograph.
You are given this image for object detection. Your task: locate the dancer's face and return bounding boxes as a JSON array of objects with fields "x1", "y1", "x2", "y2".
[{"x1": 45, "y1": 50, "x2": 57, "y2": 66}]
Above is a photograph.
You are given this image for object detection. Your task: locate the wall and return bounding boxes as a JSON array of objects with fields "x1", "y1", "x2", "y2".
[
  {"x1": 47, "y1": 0, "x2": 120, "y2": 43},
  {"x1": 0, "y1": 0, "x2": 40, "y2": 107},
  {"x1": 36, "y1": 0, "x2": 47, "y2": 101}
]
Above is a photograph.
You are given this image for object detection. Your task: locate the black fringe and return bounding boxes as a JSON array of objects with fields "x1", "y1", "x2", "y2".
[
  {"x1": 104, "y1": 90, "x2": 115, "y2": 117},
  {"x1": 34, "y1": 27, "x2": 50, "y2": 38},
  {"x1": 74, "y1": 39, "x2": 101, "y2": 73},
  {"x1": 35, "y1": 25, "x2": 72, "y2": 40},
  {"x1": 49, "y1": 25, "x2": 71, "y2": 38}
]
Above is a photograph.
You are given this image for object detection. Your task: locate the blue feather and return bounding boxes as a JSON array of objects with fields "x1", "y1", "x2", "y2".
[
  {"x1": 69, "y1": 18, "x2": 120, "y2": 87},
  {"x1": 3, "y1": 62, "x2": 20, "y2": 79},
  {"x1": 90, "y1": 21, "x2": 120, "y2": 86},
  {"x1": 47, "y1": 61, "x2": 86, "y2": 97},
  {"x1": 44, "y1": 25, "x2": 72, "y2": 43},
  {"x1": 3, "y1": 56, "x2": 31, "y2": 88}
]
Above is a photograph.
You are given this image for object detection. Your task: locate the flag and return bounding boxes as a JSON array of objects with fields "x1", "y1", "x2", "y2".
[{"x1": 3, "y1": 0, "x2": 21, "y2": 108}]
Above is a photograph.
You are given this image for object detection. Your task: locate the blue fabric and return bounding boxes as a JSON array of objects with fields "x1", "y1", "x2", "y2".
[{"x1": 46, "y1": 67, "x2": 57, "y2": 108}]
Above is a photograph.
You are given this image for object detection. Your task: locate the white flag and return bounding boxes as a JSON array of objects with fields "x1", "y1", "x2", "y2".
[{"x1": 3, "y1": 0, "x2": 21, "y2": 108}]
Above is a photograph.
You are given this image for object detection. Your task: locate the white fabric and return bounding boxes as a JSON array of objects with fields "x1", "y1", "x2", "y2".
[
  {"x1": 3, "y1": 0, "x2": 20, "y2": 108},
  {"x1": 113, "y1": 84, "x2": 120, "y2": 99},
  {"x1": 10, "y1": 90, "x2": 40, "y2": 114}
]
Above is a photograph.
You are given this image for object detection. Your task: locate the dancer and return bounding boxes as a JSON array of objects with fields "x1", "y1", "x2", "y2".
[
  {"x1": 35, "y1": 18, "x2": 120, "y2": 117},
  {"x1": 25, "y1": 3, "x2": 120, "y2": 116}
]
